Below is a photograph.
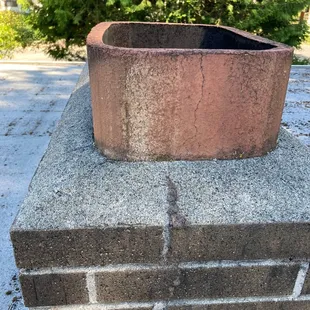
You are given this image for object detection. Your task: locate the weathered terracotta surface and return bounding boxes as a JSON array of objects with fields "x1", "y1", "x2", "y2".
[{"x1": 87, "y1": 22, "x2": 293, "y2": 160}]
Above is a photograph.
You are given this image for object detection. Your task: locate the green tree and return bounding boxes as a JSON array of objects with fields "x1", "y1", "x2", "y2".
[
  {"x1": 0, "y1": 10, "x2": 41, "y2": 59},
  {"x1": 25, "y1": 0, "x2": 310, "y2": 59}
]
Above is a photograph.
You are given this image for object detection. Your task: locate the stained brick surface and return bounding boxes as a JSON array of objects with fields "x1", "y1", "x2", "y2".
[
  {"x1": 96, "y1": 269, "x2": 177, "y2": 302},
  {"x1": 169, "y1": 224, "x2": 310, "y2": 262},
  {"x1": 96, "y1": 265, "x2": 299, "y2": 302},
  {"x1": 11, "y1": 227, "x2": 163, "y2": 268},
  {"x1": 20, "y1": 273, "x2": 88, "y2": 307}
]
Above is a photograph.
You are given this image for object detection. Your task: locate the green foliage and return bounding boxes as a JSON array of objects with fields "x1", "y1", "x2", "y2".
[
  {"x1": 0, "y1": 11, "x2": 20, "y2": 59},
  {"x1": 24, "y1": 0, "x2": 310, "y2": 59},
  {"x1": 292, "y1": 54, "x2": 310, "y2": 65},
  {"x1": 0, "y1": 10, "x2": 42, "y2": 59}
]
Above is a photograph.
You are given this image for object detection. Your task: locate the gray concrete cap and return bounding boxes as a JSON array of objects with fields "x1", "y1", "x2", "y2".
[{"x1": 11, "y1": 65, "x2": 310, "y2": 232}]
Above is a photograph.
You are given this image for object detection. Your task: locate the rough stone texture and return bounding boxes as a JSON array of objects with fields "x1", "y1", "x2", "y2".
[
  {"x1": 87, "y1": 22, "x2": 293, "y2": 160},
  {"x1": 11, "y1": 227, "x2": 163, "y2": 269},
  {"x1": 168, "y1": 301, "x2": 310, "y2": 310},
  {"x1": 301, "y1": 267, "x2": 310, "y2": 295},
  {"x1": 10, "y1": 66, "x2": 310, "y2": 270},
  {"x1": 20, "y1": 272, "x2": 88, "y2": 307},
  {"x1": 96, "y1": 265, "x2": 299, "y2": 302}
]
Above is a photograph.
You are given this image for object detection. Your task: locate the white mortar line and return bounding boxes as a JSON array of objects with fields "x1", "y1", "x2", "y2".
[
  {"x1": 86, "y1": 272, "x2": 97, "y2": 304},
  {"x1": 31, "y1": 302, "x2": 154, "y2": 309},
  {"x1": 22, "y1": 259, "x2": 305, "y2": 275},
  {"x1": 21, "y1": 264, "x2": 174, "y2": 275},
  {"x1": 166, "y1": 295, "x2": 310, "y2": 306},
  {"x1": 292, "y1": 263, "x2": 309, "y2": 299},
  {"x1": 153, "y1": 302, "x2": 167, "y2": 310},
  {"x1": 29, "y1": 295, "x2": 310, "y2": 309},
  {"x1": 179, "y1": 259, "x2": 301, "y2": 269}
]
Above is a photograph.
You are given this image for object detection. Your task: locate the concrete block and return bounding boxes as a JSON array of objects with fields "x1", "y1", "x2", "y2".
[
  {"x1": 173, "y1": 265, "x2": 299, "y2": 299},
  {"x1": 169, "y1": 224, "x2": 310, "y2": 262},
  {"x1": 11, "y1": 227, "x2": 163, "y2": 269},
  {"x1": 96, "y1": 268, "x2": 177, "y2": 302},
  {"x1": 20, "y1": 272, "x2": 88, "y2": 307},
  {"x1": 95, "y1": 264, "x2": 299, "y2": 302}
]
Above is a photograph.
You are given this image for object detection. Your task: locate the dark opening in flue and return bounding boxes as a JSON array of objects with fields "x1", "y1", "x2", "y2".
[{"x1": 103, "y1": 23, "x2": 275, "y2": 50}]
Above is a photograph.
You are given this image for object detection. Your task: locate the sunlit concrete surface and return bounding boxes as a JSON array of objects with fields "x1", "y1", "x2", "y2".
[
  {"x1": 283, "y1": 66, "x2": 310, "y2": 147},
  {"x1": 0, "y1": 63, "x2": 83, "y2": 310}
]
